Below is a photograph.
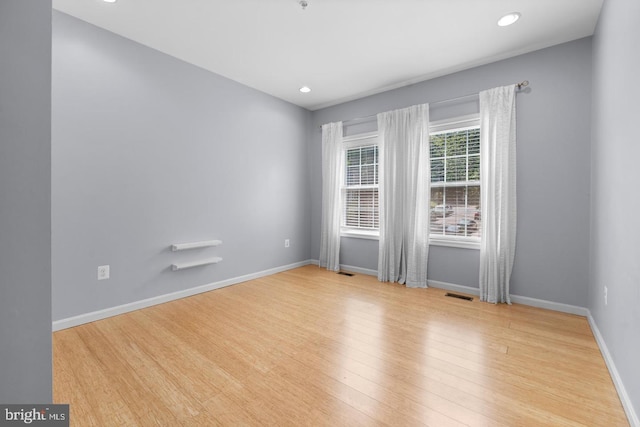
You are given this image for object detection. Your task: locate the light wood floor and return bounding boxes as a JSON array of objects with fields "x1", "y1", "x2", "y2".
[{"x1": 53, "y1": 265, "x2": 628, "y2": 426}]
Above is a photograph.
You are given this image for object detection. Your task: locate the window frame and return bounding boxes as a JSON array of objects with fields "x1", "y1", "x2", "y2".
[
  {"x1": 340, "y1": 132, "x2": 380, "y2": 239},
  {"x1": 338, "y1": 115, "x2": 482, "y2": 250},
  {"x1": 428, "y1": 114, "x2": 481, "y2": 250}
]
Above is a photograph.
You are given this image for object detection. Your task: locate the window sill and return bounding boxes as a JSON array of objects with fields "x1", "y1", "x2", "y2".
[
  {"x1": 341, "y1": 229, "x2": 379, "y2": 240},
  {"x1": 339, "y1": 231, "x2": 479, "y2": 249},
  {"x1": 429, "y1": 237, "x2": 480, "y2": 250}
]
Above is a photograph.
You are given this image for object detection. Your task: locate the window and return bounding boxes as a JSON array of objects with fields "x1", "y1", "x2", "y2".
[
  {"x1": 429, "y1": 115, "x2": 481, "y2": 247},
  {"x1": 339, "y1": 116, "x2": 481, "y2": 248},
  {"x1": 342, "y1": 133, "x2": 379, "y2": 238}
]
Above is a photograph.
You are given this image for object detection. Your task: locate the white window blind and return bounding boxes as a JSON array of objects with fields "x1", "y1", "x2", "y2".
[{"x1": 343, "y1": 135, "x2": 379, "y2": 233}]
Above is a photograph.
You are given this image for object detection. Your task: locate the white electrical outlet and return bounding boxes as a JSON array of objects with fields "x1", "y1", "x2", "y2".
[
  {"x1": 285, "y1": 239, "x2": 290, "y2": 248},
  {"x1": 604, "y1": 286, "x2": 608, "y2": 305},
  {"x1": 98, "y1": 265, "x2": 110, "y2": 280}
]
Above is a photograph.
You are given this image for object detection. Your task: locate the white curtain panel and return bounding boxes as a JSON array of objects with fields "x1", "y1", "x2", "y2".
[
  {"x1": 479, "y1": 85, "x2": 517, "y2": 304},
  {"x1": 319, "y1": 122, "x2": 344, "y2": 271},
  {"x1": 377, "y1": 104, "x2": 430, "y2": 288}
]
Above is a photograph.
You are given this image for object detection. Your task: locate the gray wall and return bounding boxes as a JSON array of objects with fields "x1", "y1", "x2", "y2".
[
  {"x1": 0, "y1": 1, "x2": 52, "y2": 403},
  {"x1": 52, "y1": 12, "x2": 311, "y2": 321},
  {"x1": 590, "y1": 0, "x2": 640, "y2": 418},
  {"x1": 310, "y1": 38, "x2": 593, "y2": 307}
]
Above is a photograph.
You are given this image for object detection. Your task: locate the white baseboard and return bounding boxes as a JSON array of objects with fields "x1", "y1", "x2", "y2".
[
  {"x1": 52, "y1": 259, "x2": 315, "y2": 331},
  {"x1": 317, "y1": 263, "x2": 590, "y2": 317},
  {"x1": 588, "y1": 313, "x2": 640, "y2": 427},
  {"x1": 309, "y1": 259, "x2": 378, "y2": 277},
  {"x1": 508, "y1": 294, "x2": 589, "y2": 316},
  {"x1": 427, "y1": 279, "x2": 589, "y2": 316},
  {"x1": 317, "y1": 264, "x2": 589, "y2": 317},
  {"x1": 428, "y1": 279, "x2": 480, "y2": 296},
  {"x1": 340, "y1": 264, "x2": 378, "y2": 277}
]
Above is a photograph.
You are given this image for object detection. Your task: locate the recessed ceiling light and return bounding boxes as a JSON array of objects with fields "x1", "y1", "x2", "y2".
[
  {"x1": 103, "y1": 0, "x2": 117, "y2": 3},
  {"x1": 498, "y1": 12, "x2": 521, "y2": 27},
  {"x1": 299, "y1": 86, "x2": 311, "y2": 93}
]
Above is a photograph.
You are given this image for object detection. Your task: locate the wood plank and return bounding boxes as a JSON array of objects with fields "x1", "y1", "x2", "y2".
[{"x1": 53, "y1": 265, "x2": 629, "y2": 426}]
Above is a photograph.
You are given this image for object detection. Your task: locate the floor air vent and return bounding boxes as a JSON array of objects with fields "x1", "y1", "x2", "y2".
[
  {"x1": 337, "y1": 272, "x2": 355, "y2": 277},
  {"x1": 445, "y1": 292, "x2": 473, "y2": 301}
]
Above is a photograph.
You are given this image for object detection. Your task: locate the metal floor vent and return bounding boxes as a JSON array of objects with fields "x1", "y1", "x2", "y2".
[
  {"x1": 445, "y1": 292, "x2": 473, "y2": 301},
  {"x1": 337, "y1": 271, "x2": 355, "y2": 277}
]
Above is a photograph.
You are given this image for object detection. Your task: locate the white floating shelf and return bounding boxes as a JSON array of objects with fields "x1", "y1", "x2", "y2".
[
  {"x1": 171, "y1": 240, "x2": 222, "y2": 252},
  {"x1": 171, "y1": 257, "x2": 222, "y2": 271}
]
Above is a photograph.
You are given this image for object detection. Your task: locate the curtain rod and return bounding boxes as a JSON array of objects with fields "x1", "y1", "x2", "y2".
[{"x1": 320, "y1": 80, "x2": 529, "y2": 130}]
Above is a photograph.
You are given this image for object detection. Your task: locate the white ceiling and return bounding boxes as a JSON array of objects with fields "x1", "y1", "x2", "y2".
[{"x1": 52, "y1": 0, "x2": 603, "y2": 111}]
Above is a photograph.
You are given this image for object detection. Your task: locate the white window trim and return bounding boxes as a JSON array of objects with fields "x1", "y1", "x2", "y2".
[
  {"x1": 341, "y1": 228, "x2": 380, "y2": 240},
  {"x1": 342, "y1": 131, "x2": 377, "y2": 147},
  {"x1": 340, "y1": 132, "x2": 380, "y2": 239},
  {"x1": 429, "y1": 236, "x2": 480, "y2": 250},
  {"x1": 338, "y1": 117, "x2": 483, "y2": 250},
  {"x1": 430, "y1": 114, "x2": 480, "y2": 133},
  {"x1": 428, "y1": 114, "x2": 481, "y2": 249}
]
